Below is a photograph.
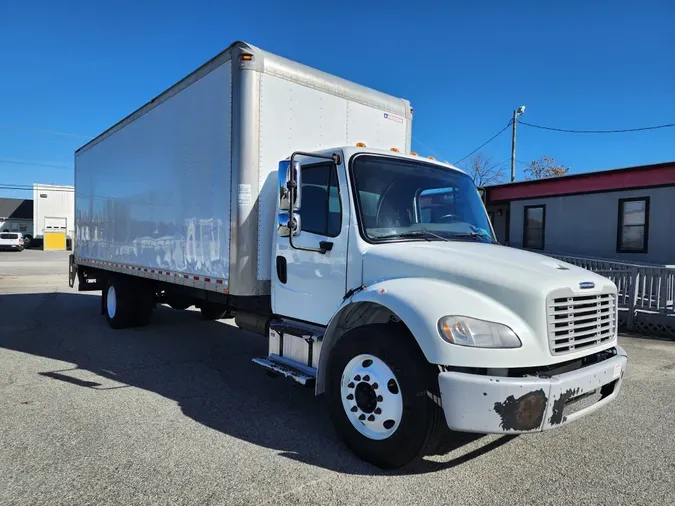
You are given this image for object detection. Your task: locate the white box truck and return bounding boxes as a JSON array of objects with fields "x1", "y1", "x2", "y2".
[{"x1": 70, "y1": 41, "x2": 627, "y2": 468}]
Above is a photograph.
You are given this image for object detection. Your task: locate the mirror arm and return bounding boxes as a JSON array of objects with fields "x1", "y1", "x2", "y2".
[{"x1": 287, "y1": 151, "x2": 340, "y2": 255}]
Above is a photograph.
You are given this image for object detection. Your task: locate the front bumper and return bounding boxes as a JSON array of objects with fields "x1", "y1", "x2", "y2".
[{"x1": 438, "y1": 346, "x2": 627, "y2": 433}]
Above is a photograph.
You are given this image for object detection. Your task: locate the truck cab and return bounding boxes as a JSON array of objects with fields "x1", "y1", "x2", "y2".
[{"x1": 262, "y1": 145, "x2": 627, "y2": 468}]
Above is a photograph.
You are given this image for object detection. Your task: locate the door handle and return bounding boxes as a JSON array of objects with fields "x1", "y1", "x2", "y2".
[
  {"x1": 319, "y1": 241, "x2": 334, "y2": 252},
  {"x1": 276, "y1": 256, "x2": 287, "y2": 284}
]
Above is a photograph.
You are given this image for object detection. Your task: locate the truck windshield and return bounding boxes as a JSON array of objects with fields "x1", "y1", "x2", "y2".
[{"x1": 351, "y1": 155, "x2": 494, "y2": 243}]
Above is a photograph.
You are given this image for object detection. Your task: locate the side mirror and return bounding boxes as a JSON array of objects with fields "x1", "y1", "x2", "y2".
[
  {"x1": 278, "y1": 160, "x2": 302, "y2": 211},
  {"x1": 476, "y1": 186, "x2": 486, "y2": 204},
  {"x1": 277, "y1": 212, "x2": 301, "y2": 237}
]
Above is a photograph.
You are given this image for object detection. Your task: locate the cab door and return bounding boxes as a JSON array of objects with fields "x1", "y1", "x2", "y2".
[{"x1": 272, "y1": 154, "x2": 349, "y2": 325}]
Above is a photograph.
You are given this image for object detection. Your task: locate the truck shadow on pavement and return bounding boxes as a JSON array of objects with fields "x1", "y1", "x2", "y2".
[{"x1": 0, "y1": 291, "x2": 517, "y2": 475}]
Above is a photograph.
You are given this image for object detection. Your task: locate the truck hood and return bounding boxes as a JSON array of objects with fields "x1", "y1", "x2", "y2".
[{"x1": 361, "y1": 241, "x2": 615, "y2": 332}]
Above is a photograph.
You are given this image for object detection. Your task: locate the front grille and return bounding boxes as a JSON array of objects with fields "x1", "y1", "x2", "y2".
[{"x1": 547, "y1": 292, "x2": 616, "y2": 355}]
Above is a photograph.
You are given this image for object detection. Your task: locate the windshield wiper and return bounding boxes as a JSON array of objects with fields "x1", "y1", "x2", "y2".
[
  {"x1": 447, "y1": 231, "x2": 495, "y2": 243},
  {"x1": 373, "y1": 230, "x2": 448, "y2": 241}
]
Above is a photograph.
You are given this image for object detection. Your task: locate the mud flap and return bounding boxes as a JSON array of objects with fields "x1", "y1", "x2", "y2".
[{"x1": 68, "y1": 254, "x2": 77, "y2": 288}]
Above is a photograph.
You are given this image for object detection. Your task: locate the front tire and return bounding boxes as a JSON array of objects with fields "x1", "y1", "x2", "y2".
[{"x1": 327, "y1": 324, "x2": 445, "y2": 469}]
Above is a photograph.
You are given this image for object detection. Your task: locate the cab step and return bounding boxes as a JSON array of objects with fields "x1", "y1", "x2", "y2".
[{"x1": 252, "y1": 355, "x2": 316, "y2": 386}]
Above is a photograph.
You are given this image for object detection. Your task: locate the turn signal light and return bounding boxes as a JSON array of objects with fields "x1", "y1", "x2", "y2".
[
  {"x1": 427, "y1": 156, "x2": 436, "y2": 160},
  {"x1": 410, "y1": 152, "x2": 418, "y2": 156},
  {"x1": 356, "y1": 142, "x2": 367, "y2": 147},
  {"x1": 390, "y1": 148, "x2": 400, "y2": 152},
  {"x1": 241, "y1": 54, "x2": 253, "y2": 61}
]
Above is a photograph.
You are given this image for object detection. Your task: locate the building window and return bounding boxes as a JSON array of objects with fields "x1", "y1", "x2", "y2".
[
  {"x1": 523, "y1": 205, "x2": 545, "y2": 250},
  {"x1": 19, "y1": 224, "x2": 27, "y2": 232},
  {"x1": 617, "y1": 197, "x2": 649, "y2": 253},
  {"x1": 299, "y1": 162, "x2": 341, "y2": 237}
]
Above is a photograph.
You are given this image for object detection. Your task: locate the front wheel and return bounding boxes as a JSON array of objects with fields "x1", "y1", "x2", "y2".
[{"x1": 327, "y1": 324, "x2": 445, "y2": 469}]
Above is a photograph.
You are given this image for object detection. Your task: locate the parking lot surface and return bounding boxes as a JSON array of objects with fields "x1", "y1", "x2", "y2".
[{"x1": 1, "y1": 250, "x2": 674, "y2": 505}]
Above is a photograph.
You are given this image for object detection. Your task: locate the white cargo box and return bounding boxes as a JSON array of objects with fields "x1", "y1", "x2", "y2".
[{"x1": 75, "y1": 41, "x2": 412, "y2": 296}]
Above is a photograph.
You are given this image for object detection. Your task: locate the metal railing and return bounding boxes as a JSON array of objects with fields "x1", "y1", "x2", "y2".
[{"x1": 545, "y1": 253, "x2": 675, "y2": 331}]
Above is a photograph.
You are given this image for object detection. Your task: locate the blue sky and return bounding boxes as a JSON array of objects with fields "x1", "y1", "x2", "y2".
[{"x1": 1, "y1": 0, "x2": 674, "y2": 199}]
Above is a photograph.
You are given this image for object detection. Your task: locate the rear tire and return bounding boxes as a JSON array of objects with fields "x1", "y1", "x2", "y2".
[
  {"x1": 132, "y1": 288, "x2": 155, "y2": 327},
  {"x1": 327, "y1": 323, "x2": 444, "y2": 469},
  {"x1": 106, "y1": 278, "x2": 133, "y2": 329},
  {"x1": 105, "y1": 277, "x2": 154, "y2": 329}
]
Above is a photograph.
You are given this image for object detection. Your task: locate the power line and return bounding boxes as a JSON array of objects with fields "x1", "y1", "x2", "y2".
[
  {"x1": 0, "y1": 159, "x2": 73, "y2": 170},
  {"x1": 518, "y1": 120, "x2": 675, "y2": 134},
  {"x1": 412, "y1": 136, "x2": 444, "y2": 160},
  {"x1": 0, "y1": 124, "x2": 93, "y2": 139},
  {"x1": 0, "y1": 185, "x2": 74, "y2": 193},
  {"x1": 454, "y1": 122, "x2": 511, "y2": 165}
]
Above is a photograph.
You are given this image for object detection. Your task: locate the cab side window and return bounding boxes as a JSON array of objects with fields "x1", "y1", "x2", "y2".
[{"x1": 300, "y1": 163, "x2": 341, "y2": 237}]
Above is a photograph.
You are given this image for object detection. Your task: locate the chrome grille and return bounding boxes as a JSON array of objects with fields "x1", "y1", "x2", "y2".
[{"x1": 547, "y1": 292, "x2": 616, "y2": 355}]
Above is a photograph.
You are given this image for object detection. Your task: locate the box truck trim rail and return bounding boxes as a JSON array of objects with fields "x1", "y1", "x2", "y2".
[{"x1": 73, "y1": 257, "x2": 230, "y2": 293}]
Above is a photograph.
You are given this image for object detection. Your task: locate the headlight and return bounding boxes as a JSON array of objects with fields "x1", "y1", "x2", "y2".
[{"x1": 438, "y1": 316, "x2": 521, "y2": 348}]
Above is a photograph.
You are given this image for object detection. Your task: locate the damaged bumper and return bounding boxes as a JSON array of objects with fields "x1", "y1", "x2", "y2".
[{"x1": 438, "y1": 346, "x2": 628, "y2": 433}]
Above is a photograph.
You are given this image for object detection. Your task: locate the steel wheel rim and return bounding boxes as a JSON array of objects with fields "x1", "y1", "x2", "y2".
[
  {"x1": 340, "y1": 353, "x2": 403, "y2": 440},
  {"x1": 107, "y1": 285, "x2": 117, "y2": 318}
]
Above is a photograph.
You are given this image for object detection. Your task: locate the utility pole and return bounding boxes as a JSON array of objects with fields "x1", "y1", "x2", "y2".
[{"x1": 511, "y1": 105, "x2": 526, "y2": 182}]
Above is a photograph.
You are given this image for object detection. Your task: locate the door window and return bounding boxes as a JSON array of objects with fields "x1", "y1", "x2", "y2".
[{"x1": 299, "y1": 163, "x2": 341, "y2": 237}]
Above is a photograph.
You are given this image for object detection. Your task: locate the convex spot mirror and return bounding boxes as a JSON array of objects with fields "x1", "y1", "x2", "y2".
[{"x1": 278, "y1": 160, "x2": 301, "y2": 211}]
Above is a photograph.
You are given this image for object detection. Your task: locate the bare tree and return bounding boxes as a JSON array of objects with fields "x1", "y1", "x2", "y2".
[
  {"x1": 463, "y1": 153, "x2": 506, "y2": 186},
  {"x1": 523, "y1": 155, "x2": 570, "y2": 180}
]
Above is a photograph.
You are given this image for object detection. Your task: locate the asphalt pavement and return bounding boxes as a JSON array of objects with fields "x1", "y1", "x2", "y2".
[{"x1": 0, "y1": 249, "x2": 674, "y2": 505}]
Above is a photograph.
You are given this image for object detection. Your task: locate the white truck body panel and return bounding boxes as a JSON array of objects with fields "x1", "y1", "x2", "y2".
[
  {"x1": 75, "y1": 41, "x2": 411, "y2": 296},
  {"x1": 33, "y1": 184, "x2": 74, "y2": 239},
  {"x1": 76, "y1": 61, "x2": 233, "y2": 282}
]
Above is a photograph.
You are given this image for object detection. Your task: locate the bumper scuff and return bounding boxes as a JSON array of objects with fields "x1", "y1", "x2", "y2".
[
  {"x1": 493, "y1": 389, "x2": 547, "y2": 431},
  {"x1": 438, "y1": 346, "x2": 628, "y2": 434}
]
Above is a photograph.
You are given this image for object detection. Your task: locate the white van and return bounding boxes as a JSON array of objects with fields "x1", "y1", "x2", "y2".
[{"x1": 0, "y1": 232, "x2": 25, "y2": 251}]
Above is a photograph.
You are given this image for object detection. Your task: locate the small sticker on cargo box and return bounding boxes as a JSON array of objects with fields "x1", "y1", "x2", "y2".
[
  {"x1": 384, "y1": 113, "x2": 404, "y2": 124},
  {"x1": 613, "y1": 363, "x2": 622, "y2": 379},
  {"x1": 238, "y1": 184, "x2": 252, "y2": 205}
]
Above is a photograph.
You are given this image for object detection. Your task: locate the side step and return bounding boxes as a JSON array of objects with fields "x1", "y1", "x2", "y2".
[{"x1": 252, "y1": 355, "x2": 316, "y2": 387}]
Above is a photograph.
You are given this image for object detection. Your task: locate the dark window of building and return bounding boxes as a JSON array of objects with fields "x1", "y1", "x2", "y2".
[
  {"x1": 523, "y1": 205, "x2": 545, "y2": 250},
  {"x1": 488, "y1": 211, "x2": 495, "y2": 223},
  {"x1": 299, "y1": 162, "x2": 341, "y2": 237},
  {"x1": 617, "y1": 197, "x2": 649, "y2": 253}
]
